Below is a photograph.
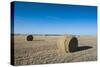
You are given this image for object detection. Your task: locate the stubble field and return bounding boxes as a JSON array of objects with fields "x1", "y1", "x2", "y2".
[{"x1": 13, "y1": 35, "x2": 97, "y2": 65}]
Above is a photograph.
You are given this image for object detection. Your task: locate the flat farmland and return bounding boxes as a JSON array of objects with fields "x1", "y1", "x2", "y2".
[{"x1": 13, "y1": 35, "x2": 97, "y2": 65}]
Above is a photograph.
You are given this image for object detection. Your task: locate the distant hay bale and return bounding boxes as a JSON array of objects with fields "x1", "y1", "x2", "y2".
[
  {"x1": 57, "y1": 35, "x2": 78, "y2": 55},
  {"x1": 27, "y1": 35, "x2": 33, "y2": 41}
]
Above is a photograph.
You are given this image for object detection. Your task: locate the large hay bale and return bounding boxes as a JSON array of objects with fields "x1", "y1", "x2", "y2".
[
  {"x1": 57, "y1": 35, "x2": 78, "y2": 55},
  {"x1": 64, "y1": 37, "x2": 78, "y2": 52},
  {"x1": 27, "y1": 35, "x2": 33, "y2": 41},
  {"x1": 57, "y1": 35, "x2": 68, "y2": 54}
]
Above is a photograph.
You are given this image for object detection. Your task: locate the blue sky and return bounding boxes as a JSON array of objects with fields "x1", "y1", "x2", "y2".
[{"x1": 13, "y1": 1, "x2": 97, "y2": 35}]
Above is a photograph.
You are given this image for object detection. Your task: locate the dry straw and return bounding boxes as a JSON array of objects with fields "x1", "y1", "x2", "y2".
[{"x1": 57, "y1": 35, "x2": 78, "y2": 55}]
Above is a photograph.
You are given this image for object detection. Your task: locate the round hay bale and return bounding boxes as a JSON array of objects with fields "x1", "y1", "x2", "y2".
[
  {"x1": 64, "y1": 37, "x2": 78, "y2": 52},
  {"x1": 57, "y1": 35, "x2": 78, "y2": 55},
  {"x1": 57, "y1": 35, "x2": 68, "y2": 54},
  {"x1": 27, "y1": 35, "x2": 33, "y2": 41}
]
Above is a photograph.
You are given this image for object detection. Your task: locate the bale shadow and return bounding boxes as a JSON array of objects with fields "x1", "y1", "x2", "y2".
[
  {"x1": 75, "y1": 46, "x2": 92, "y2": 52},
  {"x1": 69, "y1": 37, "x2": 92, "y2": 53}
]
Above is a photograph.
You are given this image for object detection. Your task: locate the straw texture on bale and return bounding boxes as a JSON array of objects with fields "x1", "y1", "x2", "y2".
[
  {"x1": 57, "y1": 35, "x2": 68, "y2": 54},
  {"x1": 64, "y1": 37, "x2": 78, "y2": 52},
  {"x1": 27, "y1": 35, "x2": 33, "y2": 41},
  {"x1": 68, "y1": 37, "x2": 78, "y2": 52},
  {"x1": 57, "y1": 35, "x2": 78, "y2": 54}
]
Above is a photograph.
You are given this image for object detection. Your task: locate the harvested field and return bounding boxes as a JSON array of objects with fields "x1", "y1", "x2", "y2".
[{"x1": 12, "y1": 35, "x2": 97, "y2": 65}]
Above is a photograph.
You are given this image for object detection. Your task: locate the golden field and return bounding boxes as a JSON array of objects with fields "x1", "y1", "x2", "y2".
[{"x1": 12, "y1": 35, "x2": 97, "y2": 65}]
